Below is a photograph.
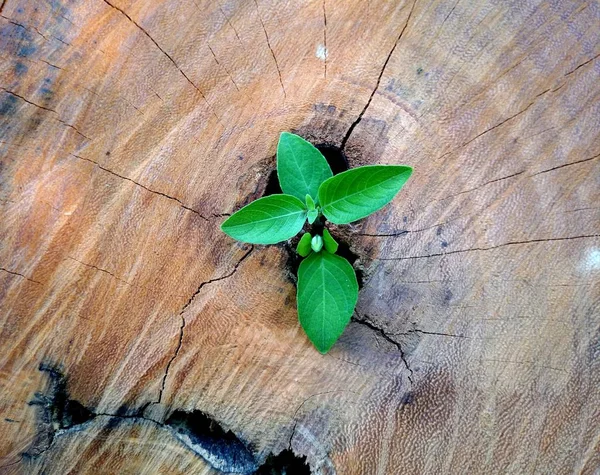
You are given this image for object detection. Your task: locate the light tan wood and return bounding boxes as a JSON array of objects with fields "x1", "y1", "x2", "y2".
[{"x1": 1, "y1": 0, "x2": 599, "y2": 473}]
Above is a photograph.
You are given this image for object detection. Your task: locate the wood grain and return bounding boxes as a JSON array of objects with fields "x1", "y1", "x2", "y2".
[{"x1": 0, "y1": 0, "x2": 598, "y2": 473}]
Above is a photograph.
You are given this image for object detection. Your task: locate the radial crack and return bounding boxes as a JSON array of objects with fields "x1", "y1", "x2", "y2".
[
  {"x1": 100, "y1": 0, "x2": 221, "y2": 123},
  {"x1": 378, "y1": 234, "x2": 600, "y2": 261},
  {"x1": 531, "y1": 153, "x2": 600, "y2": 176},
  {"x1": 340, "y1": 0, "x2": 418, "y2": 150},
  {"x1": 322, "y1": 0, "x2": 327, "y2": 78},
  {"x1": 0, "y1": 267, "x2": 41, "y2": 284},
  {"x1": 70, "y1": 153, "x2": 208, "y2": 220},
  {"x1": 155, "y1": 246, "x2": 254, "y2": 404},
  {"x1": 253, "y1": 0, "x2": 286, "y2": 98},
  {"x1": 353, "y1": 313, "x2": 414, "y2": 383},
  {"x1": 207, "y1": 44, "x2": 240, "y2": 91}
]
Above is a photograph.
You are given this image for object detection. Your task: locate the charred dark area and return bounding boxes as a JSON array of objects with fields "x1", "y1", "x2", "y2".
[
  {"x1": 255, "y1": 449, "x2": 311, "y2": 475},
  {"x1": 26, "y1": 365, "x2": 318, "y2": 474}
]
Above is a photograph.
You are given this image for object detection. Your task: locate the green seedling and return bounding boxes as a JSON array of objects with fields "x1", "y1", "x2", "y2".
[{"x1": 221, "y1": 132, "x2": 413, "y2": 353}]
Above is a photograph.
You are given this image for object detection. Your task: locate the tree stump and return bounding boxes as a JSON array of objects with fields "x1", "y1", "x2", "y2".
[{"x1": 1, "y1": 0, "x2": 599, "y2": 473}]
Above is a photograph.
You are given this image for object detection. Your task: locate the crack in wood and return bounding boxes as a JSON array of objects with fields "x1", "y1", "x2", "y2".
[
  {"x1": 69, "y1": 153, "x2": 209, "y2": 220},
  {"x1": 531, "y1": 152, "x2": 600, "y2": 176},
  {"x1": 207, "y1": 44, "x2": 240, "y2": 91},
  {"x1": 253, "y1": 0, "x2": 286, "y2": 98},
  {"x1": 25, "y1": 363, "x2": 308, "y2": 473},
  {"x1": 0, "y1": 266, "x2": 41, "y2": 284},
  {"x1": 353, "y1": 313, "x2": 414, "y2": 384},
  {"x1": 340, "y1": 0, "x2": 418, "y2": 150},
  {"x1": 377, "y1": 234, "x2": 600, "y2": 261},
  {"x1": 155, "y1": 246, "x2": 254, "y2": 404},
  {"x1": 99, "y1": 0, "x2": 222, "y2": 124}
]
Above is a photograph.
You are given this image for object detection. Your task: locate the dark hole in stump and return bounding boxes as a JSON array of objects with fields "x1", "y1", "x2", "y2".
[
  {"x1": 315, "y1": 143, "x2": 349, "y2": 175},
  {"x1": 166, "y1": 410, "x2": 257, "y2": 472},
  {"x1": 263, "y1": 169, "x2": 283, "y2": 196},
  {"x1": 255, "y1": 449, "x2": 311, "y2": 475}
]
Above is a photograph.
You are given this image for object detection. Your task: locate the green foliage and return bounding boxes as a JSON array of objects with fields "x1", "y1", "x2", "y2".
[
  {"x1": 307, "y1": 208, "x2": 319, "y2": 224},
  {"x1": 296, "y1": 232, "x2": 312, "y2": 257},
  {"x1": 220, "y1": 194, "x2": 306, "y2": 244},
  {"x1": 277, "y1": 132, "x2": 333, "y2": 202},
  {"x1": 318, "y1": 165, "x2": 413, "y2": 224},
  {"x1": 322, "y1": 228, "x2": 339, "y2": 254},
  {"x1": 297, "y1": 252, "x2": 358, "y2": 354},
  {"x1": 221, "y1": 132, "x2": 412, "y2": 353}
]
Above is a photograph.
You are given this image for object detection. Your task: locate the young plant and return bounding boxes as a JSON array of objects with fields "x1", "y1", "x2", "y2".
[{"x1": 221, "y1": 132, "x2": 412, "y2": 353}]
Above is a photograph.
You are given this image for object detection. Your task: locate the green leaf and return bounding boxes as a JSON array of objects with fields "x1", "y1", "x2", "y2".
[
  {"x1": 305, "y1": 194, "x2": 315, "y2": 210},
  {"x1": 322, "y1": 228, "x2": 338, "y2": 254},
  {"x1": 221, "y1": 194, "x2": 307, "y2": 244},
  {"x1": 307, "y1": 208, "x2": 318, "y2": 224},
  {"x1": 297, "y1": 232, "x2": 312, "y2": 257},
  {"x1": 318, "y1": 165, "x2": 413, "y2": 224},
  {"x1": 297, "y1": 252, "x2": 358, "y2": 353},
  {"x1": 277, "y1": 132, "x2": 333, "y2": 202}
]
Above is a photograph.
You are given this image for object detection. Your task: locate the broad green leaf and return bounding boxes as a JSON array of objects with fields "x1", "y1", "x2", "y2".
[
  {"x1": 307, "y1": 208, "x2": 318, "y2": 224},
  {"x1": 221, "y1": 194, "x2": 306, "y2": 244},
  {"x1": 311, "y1": 235, "x2": 323, "y2": 253},
  {"x1": 297, "y1": 252, "x2": 358, "y2": 353},
  {"x1": 277, "y1": 132, "x2": 333, "y2": 202},
  {"x1": 318, "y1": 165, "x2": 413, "y2": 224},
  {"x1": 297, "y1": 232, "x2": 312, "y2": 257},
  {"x1": 323, "y1": 228, "x2": 338, "y2": 254}
]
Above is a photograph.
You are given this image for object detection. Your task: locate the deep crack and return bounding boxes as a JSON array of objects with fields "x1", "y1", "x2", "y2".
[
  {"x1": 27, "y1": 364, "x2": 309, "y2": 474},
  {"x1": 155, "y1": 246, "x2": 254, "y2": 404},
  {"x1": 340, "y1": 0, "x2": 418, "y2": 150},
  {"x1": 353, "y1": 313, "x2": 414, "y2": 384}
]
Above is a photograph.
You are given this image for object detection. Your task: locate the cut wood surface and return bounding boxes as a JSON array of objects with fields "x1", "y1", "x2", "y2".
[{"x1": 1, "y1": 0, "x2": 599, "y2": 473}]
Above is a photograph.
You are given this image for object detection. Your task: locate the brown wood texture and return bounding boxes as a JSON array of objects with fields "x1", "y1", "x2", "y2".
[{"x1": 1, "y1": 0, "x2": 599, "y2": 473}]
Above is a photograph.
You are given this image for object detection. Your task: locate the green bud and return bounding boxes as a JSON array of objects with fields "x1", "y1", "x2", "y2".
[{"x1": 311, "y1": 235, "x2": 323, "y2": 253}]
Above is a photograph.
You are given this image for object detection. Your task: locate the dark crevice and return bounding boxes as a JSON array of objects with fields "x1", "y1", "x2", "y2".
[
  {"x1": 166, "y1": 410, "x2": 257, "y2": 473},
  {"x1": 315, "y1": 144, "x2": 349, "y2": 174},
  {"x1": 28, "y1": 365, "x2": 314, "y2": 474},
  {"x1": 155, "y1": 246, "x2": 253, "y2": 404},
  {"x1": 263, "y1": 169, "x2": 282, "y2": 197},
  {"x1": 353, "y1": 314, "x2": 414, "y2": 384},
  {"x1": 255, "y1": 449, "x2": 310, "y2": 474},
  {"x1": 340, "y1": 0, "x2": 418, "y2": 150}
]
